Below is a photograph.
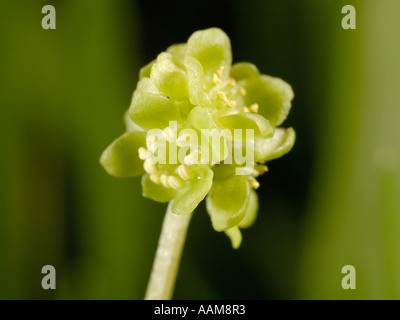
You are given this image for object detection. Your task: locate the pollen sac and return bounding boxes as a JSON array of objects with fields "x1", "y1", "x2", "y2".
[{"x1": 100, "y1": 27, "x2": 296, "y2": 249}]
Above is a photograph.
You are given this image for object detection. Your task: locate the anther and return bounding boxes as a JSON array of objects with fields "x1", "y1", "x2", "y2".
[
  {"x1": 162, "y1": 127, "x2": 176, "y2": 143},
  {"x1": 250, "y1": 103, "x2": 259, "y2": 113},
  {"x1": 176, "y1": 133, "x2": 192, "y2": 147},
  {"x1": 184, "y1": 150, "x2": 200, "y2": 165},
  {"x1": 138, "y1": 147, "x2": 148, "y2": 160},
  {"x1": 250, "y1": 179, "x2": 260, "y2": 190},
  {"x1": 144, "y1": 158, "x2": 157, "y2": 174},
  {"x1": 167, "y1": 175, "x2": 185, "y2": 190},
  {"x1": 229, "y1": 77, "x2": 236, "y2": 86},
  {"x1": 160, "y1": 174, "x2": 170, "y2": 188},
  {"x1": 243, "y1": 106, "x2": 250, "y2": 113},
  {"x1": 177, "y1": 164, "x2": 193, "y2": 181},
  {"x1": 213, "y1": 73, "x2": 221, "y2": 84},
  {"x1": 150, "y1": 174, "x2": 160, "y2": 184},
  {"x1": 146, "y1": 135, "x2": 159, "y2": 153},
  {"x1": 216, "y1": 66, "x2": 224, "y2": 78},
  {"x1": 240, "y1": 87, "x2": 247, "y2": 96}
]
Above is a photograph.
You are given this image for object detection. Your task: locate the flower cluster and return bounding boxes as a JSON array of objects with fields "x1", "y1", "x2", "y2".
[{"x1": 100, "y1": 28, "x2": 295, "y2": 248}]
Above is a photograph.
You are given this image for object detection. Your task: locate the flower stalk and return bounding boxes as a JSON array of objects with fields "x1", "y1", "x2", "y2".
[{"x1": 145, "y1": 201, "x2": 192, "y2": 300}]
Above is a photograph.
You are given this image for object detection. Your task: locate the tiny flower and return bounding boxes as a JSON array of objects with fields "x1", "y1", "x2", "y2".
[{"x1": 100, "y1": 28, "x2": 295, "y2": 249}]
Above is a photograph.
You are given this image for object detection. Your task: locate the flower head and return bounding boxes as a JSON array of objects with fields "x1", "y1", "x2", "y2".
[{"x1": 100, "y1": 28, "x2": 295, "y2": 248}]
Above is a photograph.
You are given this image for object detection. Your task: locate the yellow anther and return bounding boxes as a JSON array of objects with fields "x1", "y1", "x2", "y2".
[
  {"x1": 258, "y1": 165, "x2": 268, "y2": 174},
  {"x1": 184, "y1": 150, "x2": 200, "y2": 165},
  {"x1": 229, "y1": 77, "x2": 236, "y2": 86},
  {"x1": 250, "y1": 103, "x2": 259, "y2": 113},
  {"x1": 167, "y1": 175, "x2": 185, "y2": 190},
  {"x1": 250, "y1": 179, "x2": 260, "y2": 190},
  {"x1": 217, "y1": 91, "x2": 228, "y2": 101},
  {"x1": 162, "y1": 127, "x2": 176, "y2": 143},
  {"x1": 177, "y1": 164, "x2": 193, "y2": 181},
  {"x1": 160, "y1": 174, "x2": 170, "y2": 188},
  {"x1": 243, "y1": 106, "x2": 250, "y2": 113},
  {"x1": 144, "y1": 158, "x2": 157, "y2": 174},
  {"x1": 213, "y1": 73, "x2": 221, "y2": 84},
  {"x1": 240, "y1": 87, "x2": 247, "y2": 96},
  {"x1": 138, "y1": 147, "x2": 148, "y2": 160},
  {"x1": 228, "y1": 100, "x2": 236, "y2": 108},
  {"x1": 176, "y1": 133, "x2": 192, "y2": 147},
  {"x1": 251, "y1": 169, "x2": 260, "y2": 178},
  {"x1": 146, "y1": 135, "x2": 159, "y2": 153},
  {"x1": 150, "y1": 174, "x2": 160, "y2": 184},
  {"x1": 216, "y1": 66, "x2": 224, "y2": 78}
]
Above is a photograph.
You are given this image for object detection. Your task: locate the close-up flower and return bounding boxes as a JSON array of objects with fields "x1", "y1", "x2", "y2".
[{"x1": 100, "y1": 28, "x2": 295, "y2": 248}]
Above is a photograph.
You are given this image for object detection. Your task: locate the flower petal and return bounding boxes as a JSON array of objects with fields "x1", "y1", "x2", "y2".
[
  {"x1": 166, "y1": 43, "x2": 187, "y2": 69},
  {"x1": 141, "y1": 173, "x2": 177, "y2": 203},
  {"x1": 206, "y1": 174, "x2": 250, "y2": 231},
  {"x1": 230, "y1": 62, "x2": 260, "y2": 81},
  {"x1": 171, "y1": 165, "x2": 213, "y2": 215},
  {"x1": 187, "y1": 106, "x2": 217, "y2": 131},
  {"x1": 129, "y1": 90, "x2": 181, "y2": 130},
  {"x1": 100, "y1": 131, "x2": 146, "y2": 178},
  {"x1": 186, "y1": 28, "x2": 232, "y2": 81},
  {"x1": 139, "y1": 60, "x2": 155, "y2": 80},
  {"x1": 216, "y1": 112, "x2": 273, "y2": 139},
  {"x1": 254, "y1": 127, "x2": 296, "y2": 162},
  {"x1": 150, "y1": 52, "x2": 188, "y2": 100},
  {"x1": 184, "y1": 56, "x2": 211, "y2": 107},
  {"x1": 238, "y1": 189, "x2": 258, "y2": 228},
  {"x1": 238, "y1": 75, "x2": 294, "y2": 127},
  {"x1": 224, "y1": 227, "x2": 242, "y2": 249}
]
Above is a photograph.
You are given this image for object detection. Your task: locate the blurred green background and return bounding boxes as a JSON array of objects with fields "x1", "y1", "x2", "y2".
[{"x1": 1, "y1": 0, "x2": 399, "y2": 299}]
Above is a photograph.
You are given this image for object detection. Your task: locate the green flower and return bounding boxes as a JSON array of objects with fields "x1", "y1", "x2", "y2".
[{"x1": 100, "y1": 28, "x2": 295, "y2": 248}]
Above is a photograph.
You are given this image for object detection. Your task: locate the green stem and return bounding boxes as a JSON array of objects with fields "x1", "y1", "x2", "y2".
[{"x1": 144, "y1": 201, "x2": 192, "y2": 300}]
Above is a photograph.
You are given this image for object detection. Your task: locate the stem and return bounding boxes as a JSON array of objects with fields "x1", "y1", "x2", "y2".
[{"x1": 145, "y1": 201, "x2": 192, "y2": 300}]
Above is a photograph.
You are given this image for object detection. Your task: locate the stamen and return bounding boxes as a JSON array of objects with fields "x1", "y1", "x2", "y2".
[
  {"x1": 240, "y1": 87, "x2": 247, "y2": 96},
  {"x1": 150, "y1": 174, "x2": 160, "y2": 184},
  {"x1": 184, "y1": 150, "x2": 200, "y2": 165},
  {"x1": 167, "y1": 175, "x2": 185, "y2": 190},
  {"x1": 177, "y1": 164, "x2": 193, "y2": 181},
  {"x1": 250, "y1": 179, "x2": 260, "y2": 190},
  {"x1": 160, "y1": 174, "x2": 170, "y2": 188},
  {"x1": 250, "y1": 103, "x2": 259, "y2": 113},
  {"x1": 213, "y1": 73, "x2": 221, "y2": 84},
  {"x1": 257, "y1": 165, "x2": 268, "y2": 174},
  {"x1": 229, "y1": 77, "x2": 236, "y2": 86},
  {"x1": 138, "y1": 147, "x2": 148, "y2": 160},
  {"x1": 217, "y1": 91, "x2": 228, "y2": 101},
  {"x1": 176, "y1": 133, "x2": 192, "y2": 147},
  {"x1": 243, "y1": 106, "x2": 250, "y2": 113},
  {"x1": 146, "y1": 135, "x2": 159, "y2": 153},
  {"x1": 216, "y1": 66, "x2": 224, "y2": 78},
  {"x1": 162, "y1": 127, "x2": 176, "y2": 143},
  {"x1": 144, "y1": 158, "x2": 157, "y2": 174},
  {"x1": 228, "y1": 100, "x2": 236, "y2": 108}
]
